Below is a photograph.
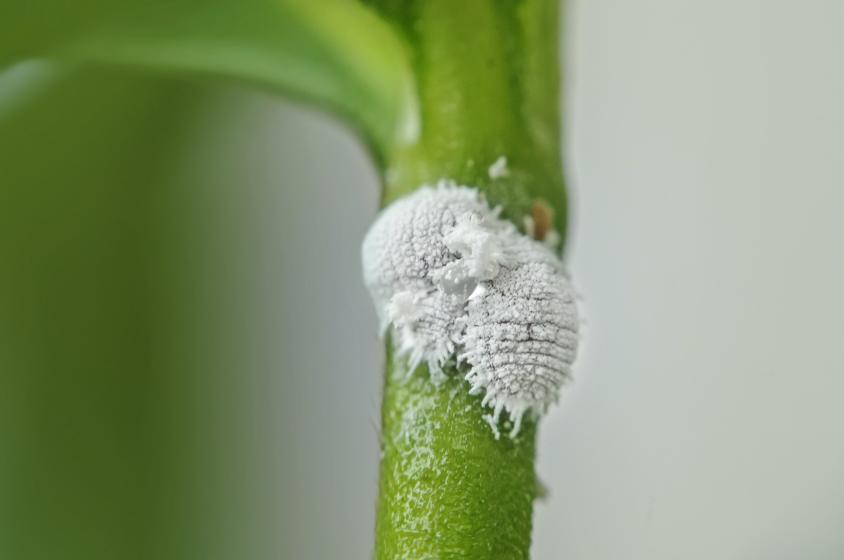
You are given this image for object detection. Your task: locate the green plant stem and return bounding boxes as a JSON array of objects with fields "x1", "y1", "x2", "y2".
[
  {"x1": 377, "y1": 348, "x2": 538, "y2": 559},
  {"x1": 0, "y1": 68, "x2": 201, "y2": 560},
  {"x1": 373, "y1": 1, "x2": 566, "y2": 558}
]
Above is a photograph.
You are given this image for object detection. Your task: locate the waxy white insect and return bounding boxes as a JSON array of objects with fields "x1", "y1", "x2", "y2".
[{"x1": 362, "y1": 181, "x2": 579, "y2": 437}]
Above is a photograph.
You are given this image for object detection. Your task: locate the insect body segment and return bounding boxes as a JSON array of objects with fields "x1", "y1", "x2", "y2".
[{"x1": 362, "y1": 182, "x2": 579, "y2": 436}]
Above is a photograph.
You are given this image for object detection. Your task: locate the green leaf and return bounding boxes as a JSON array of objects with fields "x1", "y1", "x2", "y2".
[{"x1": 0, "y1": 0, "x2": 417, "y2": 163}]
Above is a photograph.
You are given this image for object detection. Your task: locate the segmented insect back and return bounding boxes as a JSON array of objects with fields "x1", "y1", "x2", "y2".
[{"x1": 362, "y1": 182, "x2": 579, "y2": 436}]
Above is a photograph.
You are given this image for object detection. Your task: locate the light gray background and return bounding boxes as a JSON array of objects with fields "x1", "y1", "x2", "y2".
[{"x1": 171, "y1": 0, "x2": 844, "y2": 558}]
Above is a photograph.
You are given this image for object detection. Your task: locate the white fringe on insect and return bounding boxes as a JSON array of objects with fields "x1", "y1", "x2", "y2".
[{"x1": 361, "y1": 182, "x2": 579, "y2": 437}]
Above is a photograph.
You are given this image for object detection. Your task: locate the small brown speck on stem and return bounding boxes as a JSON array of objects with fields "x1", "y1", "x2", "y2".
[{"x1": 531, "y1": 199, "x2": 554, "y2": 241}]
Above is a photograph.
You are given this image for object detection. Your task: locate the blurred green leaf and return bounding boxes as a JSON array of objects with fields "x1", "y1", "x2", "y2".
[
  {"x1": 0, "y1": 0, "x2": 417, "y2": 163},
  {"x1": 0, "y1": 65, "x2": 206, "y2": 560}
]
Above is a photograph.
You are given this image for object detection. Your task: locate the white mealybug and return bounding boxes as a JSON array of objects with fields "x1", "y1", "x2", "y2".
[{"x1": 362, "y1": 181, "x2": 579, "y2": 436}]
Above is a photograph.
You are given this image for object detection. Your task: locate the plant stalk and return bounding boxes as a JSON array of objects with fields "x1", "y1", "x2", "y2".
[{"x1": 372, "y1": 1, "x2": 567, "y2": 557}]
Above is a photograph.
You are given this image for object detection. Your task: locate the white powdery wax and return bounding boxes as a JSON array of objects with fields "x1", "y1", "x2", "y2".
[{"x1": 361, "y1": 181, "x2": 579, "y2": 436}]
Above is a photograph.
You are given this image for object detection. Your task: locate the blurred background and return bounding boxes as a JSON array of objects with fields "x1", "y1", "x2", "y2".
[{"x1": 1, "y1": 0, "x2": 843, "y2": 559}]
